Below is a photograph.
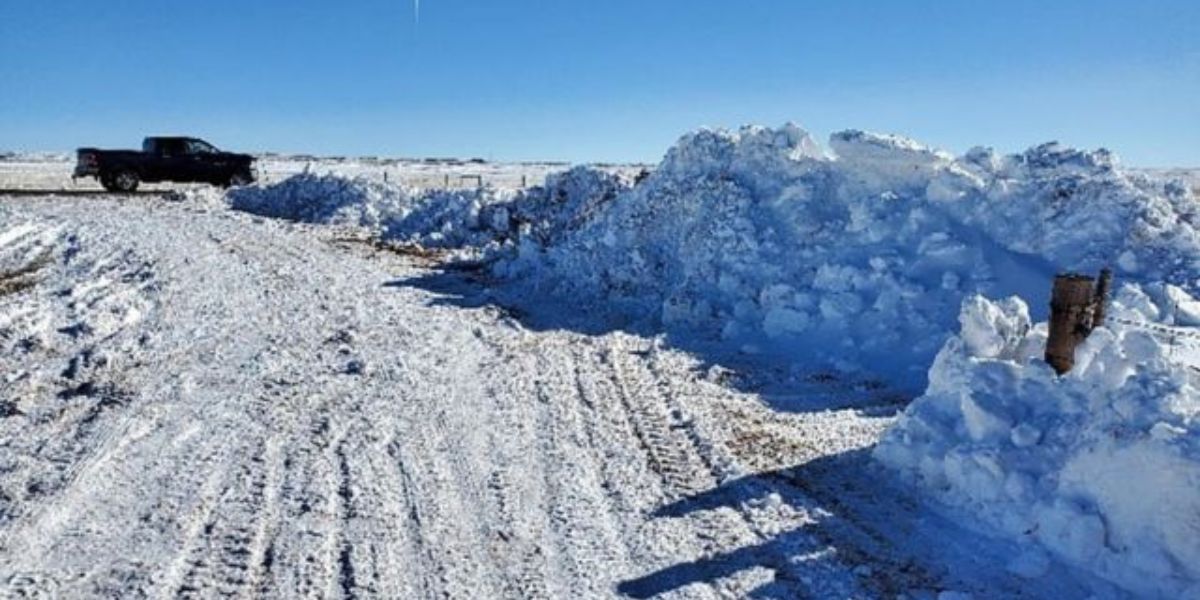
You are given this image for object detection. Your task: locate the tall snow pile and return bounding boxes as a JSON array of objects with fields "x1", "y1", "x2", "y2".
[
  {"x1": 875, "y1": 289, "x2": 1200, "y2": 597},
  {"x1": 227, "y1": 172, "x2": 513, "y2": 248},
  {"x1": 504, "y1": 166, "x2": 628, "y2": 247},
  {"x1": 494, "y1": 125, "x2": 1200, "y2": 388}
]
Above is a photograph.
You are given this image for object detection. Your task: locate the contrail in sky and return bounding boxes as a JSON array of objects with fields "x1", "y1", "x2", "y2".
[{"x1": 414, "y1": 0, "x2": 420, "y2": 25}]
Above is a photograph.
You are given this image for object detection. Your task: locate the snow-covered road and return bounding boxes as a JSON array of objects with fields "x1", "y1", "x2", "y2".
[{"x1": 0, "y1": 195, "x2": 1107, "y2": 598}]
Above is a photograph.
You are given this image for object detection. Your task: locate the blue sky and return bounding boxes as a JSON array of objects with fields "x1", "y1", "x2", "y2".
[{"x1": 2, "y1": 1, "x2": 1197, "y2": 165}]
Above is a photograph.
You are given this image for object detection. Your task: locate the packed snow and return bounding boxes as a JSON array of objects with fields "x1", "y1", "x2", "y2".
[
  {"x1": 225, "y1": 172, "x2": 516, "y2": 250},
  {"x1": 876, "y1": 290, "x2": 1200, "y2": 598},
  {"x1": 3, "y1": 124, "x2": 1199, "y2": 598},
  {"x1": 489, "y1": 125, "x2": 1200, "y2": 391}
]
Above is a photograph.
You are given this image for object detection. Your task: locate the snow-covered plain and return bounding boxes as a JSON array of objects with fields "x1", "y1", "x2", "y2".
[
  {"x1": 0, "y1": 151, "x2": 645, "y2": 192},
  {"x1": 2, "y1": 130, "x2": 1199, "y2": 598}
]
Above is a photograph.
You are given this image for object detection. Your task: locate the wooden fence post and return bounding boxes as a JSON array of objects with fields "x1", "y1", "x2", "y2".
[
  {"x1": 1092, "y1": 268, "x2": 1113, "y2": 326},
  {"x1": 1045, "y1": 270, "x2": 1113, "y2": 375},
  {"x1": 1046, "y1": 274, "x2": 1093, "y2": 374}
]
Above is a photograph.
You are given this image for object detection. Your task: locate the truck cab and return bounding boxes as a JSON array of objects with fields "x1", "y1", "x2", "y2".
[{"x1": 75, "y1": 137, "x2": 257, "y2": 192}]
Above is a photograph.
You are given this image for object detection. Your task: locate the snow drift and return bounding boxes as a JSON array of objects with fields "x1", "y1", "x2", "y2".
[
  {"x1": 228, "y1": 126, "x2": 1200, "y2": 391},
  {"x1": 227, "y1": 172, "x2": 513, "y2": 249},
  {"x1": 494, "y1": 125, "x2": 1200, "y2": 389},
  {"x1": 875, "y1": 290, "x2": 1200, "y2": 598}
]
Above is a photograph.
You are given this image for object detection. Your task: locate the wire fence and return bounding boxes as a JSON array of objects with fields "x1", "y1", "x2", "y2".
[
  {"x1": 0, "y1": 157, "x2": 647, "y2": 192},
  {"x1": 1106, "y1": 314, "x2": 1200, "y2": 374},
  {"x1": 1106, "y1": 316, "x2": 1200, "y2": 342}
]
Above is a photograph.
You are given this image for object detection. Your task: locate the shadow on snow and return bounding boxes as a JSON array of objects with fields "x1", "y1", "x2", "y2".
[
  {"x1": 386, "y1": 266, "x2": 913, "y2": 416},
  {"x1": 618, "y1": 448, "x2": 1103, "y2": 600},
  {"x1": 386, "y1": 265, "x2": 1106, "y2": 600}
]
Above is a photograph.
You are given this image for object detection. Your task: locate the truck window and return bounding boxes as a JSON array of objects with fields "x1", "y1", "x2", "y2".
[
  {"x1": 186, "y1": 140, "x2": 217, "y2": 155},
  {"x1": 152, "y1": 139, "x2": 186, "y2": 157}
]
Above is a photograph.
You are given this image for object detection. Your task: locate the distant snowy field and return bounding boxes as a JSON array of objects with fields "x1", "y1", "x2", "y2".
[
  {"x1": 0, "y1": 151, "x2": 647, "y2": 191},
  {"x1": 3, "y1": 130, "x2": 1199, "y2": 599}
]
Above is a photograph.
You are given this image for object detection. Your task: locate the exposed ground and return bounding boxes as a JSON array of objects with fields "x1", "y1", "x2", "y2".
[{"x1": 0, "y1": 194, "x2": 1114, "y2": 598}]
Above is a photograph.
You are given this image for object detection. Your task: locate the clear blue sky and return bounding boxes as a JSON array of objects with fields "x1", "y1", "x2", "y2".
[{"x1": 2, "y1": 1, "x2": 1197, "y2": 165}]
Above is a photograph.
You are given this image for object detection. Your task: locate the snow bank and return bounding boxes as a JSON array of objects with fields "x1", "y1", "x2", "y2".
[
  {"x1": 875, "y1": 290, "x2": 1200, "y2": 598},
  {"x1": 227, "y1": 168, "x2": 632, "y2": 255},
  {"x1": 493, "y1": 124, "x2": 1200, "y2": 388},
  {"x1": 225, "y1": 127, "x2": 1200, "y2": 390},
  {"x1": 504, "y1": 166, "x2": 629, "y2": 247},
  {"x1": 227, "y1": 172, "x2": 514, "y2": 249}
]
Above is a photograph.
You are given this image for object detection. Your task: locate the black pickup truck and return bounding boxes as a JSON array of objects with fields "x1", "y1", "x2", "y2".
[{"x1": 74, "y1": 137, "x2": 257, "y2": 192}]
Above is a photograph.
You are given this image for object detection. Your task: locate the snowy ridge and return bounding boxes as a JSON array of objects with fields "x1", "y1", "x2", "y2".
[
  {"x1": 225, "y1": 125, "x2": 1200, "y2": 388},
  {"x1": 227, "y1": 172, "x2": 413, "y2": 229},
  {"x1": 503, "y1": 166, "x2": 629, "y2": 247},
  {"x1": 227, "y1": 167, "x2": 631, "y2": 255},
  {"x1": 485, "y1": 125, "x2": 1200, "y2": 390},
  {"x1": 876, "y1": 289, "x2": 1200, "y2": 598},
  {"x1": 226, "y1": 172, "x2": 515, "y2": 249}
]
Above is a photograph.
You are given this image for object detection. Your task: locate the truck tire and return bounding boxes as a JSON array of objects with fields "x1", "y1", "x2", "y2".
[{"x1": 111, "y1": 170, "x2": 140, "y2": 192}]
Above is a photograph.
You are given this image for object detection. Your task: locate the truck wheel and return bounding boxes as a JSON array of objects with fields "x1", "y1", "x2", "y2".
[{"x1": 112, "y1": 170, "x2": 140, "y2": 192}]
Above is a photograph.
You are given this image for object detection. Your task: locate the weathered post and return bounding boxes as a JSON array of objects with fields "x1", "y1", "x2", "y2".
[
  {"x1": 1092, "y1": 268, "x2": 1113, "y2": 326},
  {"x1": 1046, "y1": 274, "x2": 1095, "y2": 374},
  {"x1": 1045, "y1": 269, "x2": 1114, "y2": 375}
]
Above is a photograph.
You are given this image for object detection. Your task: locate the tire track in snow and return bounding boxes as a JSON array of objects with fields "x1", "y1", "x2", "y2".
[
  {"x1": 156, "y1": 432, "x2": 241, "y2": 598},
  {"x1": 607, "y1": 340, "x2": 707, "y2": 498},
  {"x1": 173, "y1": 435, "x2": 273, "y2": 598},
  {"x1": 246, "y1": 434, "x2": 285, "y2": 599},
  {"x1": 527, "y1": 336, "x2": 635, "y2": 599},
  {"x1": 607, "y1": 337, "x2": 784, "y2": 597},
  {"x1": 405, "y1": 323, "x2": 508, "y2": 598},
  {"x1": 385, "y1": 438, "x2": 442, "y2": 599},
  {"x1": 468, "y1": 328, "x2": 557, "y2": 600},
  {"x1": 331, "y1": 430, "x2": 426, "y2": 599}
]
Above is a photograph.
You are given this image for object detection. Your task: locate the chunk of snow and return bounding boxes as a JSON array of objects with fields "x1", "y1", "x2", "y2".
[
  {"x1": 1010, "y1": 423, "x2": 1041, "y2": 448},
  {"x1": 1006, "y1": 547, "x2": 1051, "y2": 579},
  {"x1": 877, "y1": 291, "x2": 1200, "y2": 597}
]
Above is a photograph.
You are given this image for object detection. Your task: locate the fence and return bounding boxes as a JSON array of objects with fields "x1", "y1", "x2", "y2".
[{"x1": 0, "y1": 157, "x2": 601, "y2": 192}]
